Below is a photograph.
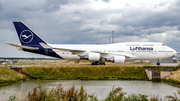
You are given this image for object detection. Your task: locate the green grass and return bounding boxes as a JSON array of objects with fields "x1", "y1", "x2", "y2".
[
  {"x1": 16, "y1": 60, "x2": 180, "y2": 82},
  {"x1": 0, "y1": 68, "x2": 26, "y2": 84},
  {"x1": 22, "y1": 65, "x2": 148, "y2": 80}
]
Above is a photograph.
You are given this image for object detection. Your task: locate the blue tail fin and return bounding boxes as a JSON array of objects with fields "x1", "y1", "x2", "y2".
[{"x1": 13, "y1": 22, "x2": 47, "y2": 45}]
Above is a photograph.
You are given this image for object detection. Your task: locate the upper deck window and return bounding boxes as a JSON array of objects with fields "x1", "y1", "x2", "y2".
[
  {"x1": 126, "y1": 44, "x2": 140, "y2": 46},
  {"x1": 143, "y1": 44, "x2": 154, "y2": 46}
]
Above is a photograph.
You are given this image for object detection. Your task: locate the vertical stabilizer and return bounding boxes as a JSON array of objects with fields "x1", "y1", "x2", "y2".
[{"x1": 13, "y1": 22, "x2": 47, "y2": 45}]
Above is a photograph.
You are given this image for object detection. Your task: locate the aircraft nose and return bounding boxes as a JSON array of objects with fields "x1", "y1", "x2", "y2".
[
  {"x1": 173, "y1": 49, "x2": 177, "y2": 55},
  {"x1": 171, "y1": 48, "x2": 177, "y2": 56}
]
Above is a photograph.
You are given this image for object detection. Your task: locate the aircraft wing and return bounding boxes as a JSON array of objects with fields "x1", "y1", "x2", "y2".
[
  {"x1": 40, "y1": 43, "x2": 85, "y2": 52},
  {"x1": 52, "y1": 47, "x2": 85, "y2": 52},
  {"x1": 6, "y1": 43, "x2": 39, "y2": 50},
  {"x1": 91, "y1": 51, "x2": 136, "y2": 58}
]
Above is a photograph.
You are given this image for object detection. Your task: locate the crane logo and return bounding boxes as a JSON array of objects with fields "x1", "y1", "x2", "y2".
[{"x1": 20, "y1": 30, "x2": 33, "y2": 43}]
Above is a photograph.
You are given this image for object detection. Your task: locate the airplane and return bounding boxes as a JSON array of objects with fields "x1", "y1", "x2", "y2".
[{"x1": 7, "y1": 22, "x2": 176, "y2": 65}]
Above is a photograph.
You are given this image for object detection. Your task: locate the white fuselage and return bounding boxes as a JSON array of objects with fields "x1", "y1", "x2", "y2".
[{"x1": 49, "y1": 42, "x2": 176, "y2": 61}]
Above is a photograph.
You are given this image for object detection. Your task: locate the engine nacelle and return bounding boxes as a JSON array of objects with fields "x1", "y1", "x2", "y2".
[
  {"x1": 88, "y1": 53, "x2": 101, "y2": 61},
  {"x1": 113, "y1": 56, "x2": 125, "y2": 63}
]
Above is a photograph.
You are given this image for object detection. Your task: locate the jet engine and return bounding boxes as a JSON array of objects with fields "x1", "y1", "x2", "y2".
[
  {"x1": 113, "y1": 56, "x2": 125, "y2": 63},
  {"x1": 88, "y1": 53, "x2": 101, "y2": 61}
]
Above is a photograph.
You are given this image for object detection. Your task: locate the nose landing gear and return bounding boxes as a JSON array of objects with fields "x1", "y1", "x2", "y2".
[{"x1": 157, "y1": 59, "x2": 160, "y2": 66}]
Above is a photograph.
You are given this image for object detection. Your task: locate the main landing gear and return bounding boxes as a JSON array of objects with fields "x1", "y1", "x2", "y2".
[
  {"x1": 91, "y1": 61, "x2": 105, "y2": 65},
  {"x1": 157, "y1": 59, "x2": 160, "y2": 66}
]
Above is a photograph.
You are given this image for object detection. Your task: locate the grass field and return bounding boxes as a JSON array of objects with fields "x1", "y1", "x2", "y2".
[
  {"x1": 0, "y1": 68, "x2": 26, "y2": 85},
  {"x1": 20, "y1": 60, "x2": 180, "y2": 84},
  {"x1": 166, "y1": 69, "x2": 180, "y2": 82},
  {"x1": 1, "y1": 60, "x2": 180, "y2": 85},
  {"x1": 163, "y1": 68, "x2": 180, "y2": 85},
  {"x1": 16, "y1": 59, "x2": 152, "y2": 67},
  {"x1": 21, "y1": 60, "x2": 152, "y2": 80}
]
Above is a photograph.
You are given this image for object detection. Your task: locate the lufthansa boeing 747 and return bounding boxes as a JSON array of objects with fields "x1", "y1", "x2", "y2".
[{"x1": 7, "y1": 22, "x2": 176, "y2": 65}]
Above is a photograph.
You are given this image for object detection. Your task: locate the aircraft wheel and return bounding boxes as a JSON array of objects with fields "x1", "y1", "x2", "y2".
[
  {"x1": 99, "y1": 61, "x2": 105, "y2": 65},
  {"x1": 91, "y1": 62, "x2": 95, "y2": 65},
  {"x1": 91, "y1": 61, "x2": 99, "y2": 65},
  {"x1": 95, "y1": 61, "x2": 99, "y2": 65},
  {"x1": 157, "y1": 62, "x2": 160, "y2": 66}
]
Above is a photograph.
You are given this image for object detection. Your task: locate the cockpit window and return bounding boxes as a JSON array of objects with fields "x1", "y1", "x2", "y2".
[{"x1": 162, "y1": 44, "x2": 166, "y2": 46}]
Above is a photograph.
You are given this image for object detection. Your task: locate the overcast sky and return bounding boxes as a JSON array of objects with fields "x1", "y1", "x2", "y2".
[{"x1": 0, "y1": 0, "x2": 180, "y2": 58}]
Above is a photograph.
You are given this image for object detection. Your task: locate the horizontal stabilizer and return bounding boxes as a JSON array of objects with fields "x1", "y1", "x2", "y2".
[
  {"x1": 6, "y1": 43, "x2": 39, "y2": 50},
  {"x1": 39, "y1": 43, "x2": 52, "y2": 49}
]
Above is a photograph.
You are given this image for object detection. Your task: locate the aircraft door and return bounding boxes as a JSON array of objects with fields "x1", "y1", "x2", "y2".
[{"x1": 153, "y1": 47, "x2": 157, "y2": 55}]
